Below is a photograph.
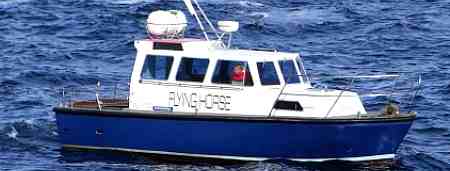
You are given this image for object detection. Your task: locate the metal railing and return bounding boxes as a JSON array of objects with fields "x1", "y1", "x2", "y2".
[
  {"x1": 308, "y1": 73, "x2": 422, "y2": 118},
  {"x1": 56, "y1": 73, "x2": 422, "y2": 118},
  {"x1": 58, "y1": 81, "x2": 130, "y2": 108}
]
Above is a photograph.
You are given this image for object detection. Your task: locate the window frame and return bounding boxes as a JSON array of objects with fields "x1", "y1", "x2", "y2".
[
  {"x1": 140, "y1": 54, "x2": 174, "y2": 81},
  {"x1": 278, "y1": 59, "x2": 301, "y2": 84},
  {"x1": 295, "y1": 56, "x2": 309, "y2": 83},
  {"x1": 175, "y1": 57, "x2": 210, "y2": 83},
  {"x1": 256, "y1": 61, "x2": 281, "y2": 86},
  {"x1": 211, "y1": 59, "x2": 254, "y2": 87}
]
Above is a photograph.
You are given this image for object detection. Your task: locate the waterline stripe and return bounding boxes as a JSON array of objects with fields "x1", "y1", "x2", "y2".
[{"x1": 63, "y1": 144, "x2": 395, "y2": 162}]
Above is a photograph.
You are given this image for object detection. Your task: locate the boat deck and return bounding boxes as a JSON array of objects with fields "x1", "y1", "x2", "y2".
[{"x1": 72, "y1": 99, "x2": 129, "y2": 109}]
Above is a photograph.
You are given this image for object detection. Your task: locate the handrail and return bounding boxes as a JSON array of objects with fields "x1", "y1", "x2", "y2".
[
  {"x1": 407, "y1": 73, "x2": 422, "y2": 113},
  {"x1": 319, "y1": 73, "x2": 421, "y2": 118},
  {"x1": 57, "y1": 81, "x2": 130, "y2": 107},
  {"x1": 325, "y1": 79, "x2": 355, "y2": 118},
  {"x1": 268, "y1": 82, "x2": 288, "y2": 118}
]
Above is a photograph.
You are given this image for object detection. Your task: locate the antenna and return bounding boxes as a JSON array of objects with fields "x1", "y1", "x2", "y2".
[
  {"x1": 183, "y1": 0, "x2": 209, "y2": 40},
  {"x1": 183, "y1": 0, "x2": 227, "y2": 42},
  {"x1": 218, "y1": 21, "x2": 239, "y2": 48}
]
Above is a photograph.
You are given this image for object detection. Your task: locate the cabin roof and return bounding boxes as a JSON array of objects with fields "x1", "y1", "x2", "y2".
[{"x1": 134, "y1": 39, "x2": 300, "y2": 61}]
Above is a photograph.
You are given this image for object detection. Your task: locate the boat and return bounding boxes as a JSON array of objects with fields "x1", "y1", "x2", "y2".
[{"x1": 53, "y1": 0, "x2": 420, "y2": 162}]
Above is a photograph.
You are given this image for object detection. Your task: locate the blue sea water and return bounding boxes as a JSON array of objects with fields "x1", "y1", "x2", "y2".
[{"x1": 0, "y1": 0, "x2": 449, "y2": 170}]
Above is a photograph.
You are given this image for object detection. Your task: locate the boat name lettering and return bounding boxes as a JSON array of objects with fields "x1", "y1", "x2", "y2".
[{"x1": 168, "y1": 92, "x2": 231, "y2": 111}]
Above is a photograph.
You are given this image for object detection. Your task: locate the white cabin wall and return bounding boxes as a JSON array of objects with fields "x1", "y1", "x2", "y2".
[
  {"x1": 271, "y1": 88, "x2": 367, "y2": 118},
  {"x1": 129, "y1": 44, "x2": 285, "y2": 115},
  {"x1": 130, "y1": 83, "x2": 282, "y2": 116},
  {"x1": 129, "y1": 45, "x2": 147, "y2": 110},
  {"x1": 129, "y1": 39, "x2": 367, "y2": 118},
  {"x1": 327, "y1": 91, "x2": 367, "y2": 116}
]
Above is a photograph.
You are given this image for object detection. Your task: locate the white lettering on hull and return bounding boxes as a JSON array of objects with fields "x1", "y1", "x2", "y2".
[{"x1": 169, "y1": 92, "x2": 231, "y2": 111}]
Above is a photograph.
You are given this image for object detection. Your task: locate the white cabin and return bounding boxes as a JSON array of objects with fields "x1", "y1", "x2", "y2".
[{"x1": 129, "y1": 38, "x2": 367, "y2": 118}]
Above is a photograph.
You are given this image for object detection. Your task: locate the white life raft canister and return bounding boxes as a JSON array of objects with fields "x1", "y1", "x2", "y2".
[{"x1": 147, "y1": 10, "x2": 187, "y2": 38}]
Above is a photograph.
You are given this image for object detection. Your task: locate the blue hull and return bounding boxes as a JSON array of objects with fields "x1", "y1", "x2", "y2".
[{"x1": 54, "y1": 108, "x2": 414, "y2": 161}]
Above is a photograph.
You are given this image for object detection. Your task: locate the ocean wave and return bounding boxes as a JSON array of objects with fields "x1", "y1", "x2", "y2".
[
  {"x1": 15, "y1": 69, "x2": 101, "y2": 87},
  {"x1": 108, "y1": 0, "x2": 157, "y2": 5},
  {"x1": 234, "y1": 1, "x2": 264, "y2": 8},
  {"x1": 0, "y1": 0, "x2": 449, "y2": 170},
  {"x1": 248, "y1": 11, "x2": 269, "y2": 19},
  {"x1": 0, "y1": 0, "x2": 33, "y2": 7},
  {"x1": 1, "y1": 119, "x2": 55, "y2": 139},
  {"x1": 360, "y1": 93, "x2": 388, "y2": 98},
  {"x1": 399, "y1": 152, "x2": 450, "y2": 170},
  {"x1": 244, "y1": 7, "x2": 351, "y2": 34},
  {"x1": 194, "y1": 0, "x2": 265, "y2": 7},
  {"x1": 413, "y1": 126, "x2": 448, "y2": 135},
  {"x1": 286, "y1": 8, "x2": 350, "y2": 24},
  {"x1": 0, "y1": 119, "x2": 57, "y2": 153},
  {"x1": 6, "y1": 126, "x2": 18, "y2": 139}
]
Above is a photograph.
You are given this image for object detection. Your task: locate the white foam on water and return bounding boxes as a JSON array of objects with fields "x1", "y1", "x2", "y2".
[
  {"x1": 24, "y1": 119, "x2": 35, "y2": 125},
  {"x1": 249, "y1": 12, "x2": 270, "y2": 19},
  {"x1": 7, "y1": 126, "x2": 18, "y2": 139},
  {"x1": 248, "y1": 7, "x2": 350, "y2": 26},
  {"x1": 235, "y1": 0, "x2": 264, "y2": 8},
  {"x1": 289, "y1": 8, "x2": 349, "y2": 24}
]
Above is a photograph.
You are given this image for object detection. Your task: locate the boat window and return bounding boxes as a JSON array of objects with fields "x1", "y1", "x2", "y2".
[
  {"x1": 176, "y1": 57, "x2": 209, "y2": 82},
  {"x1": 274, "y1": 101, "x2": 303, "y2": 111},
  {"x1": 257, "y1": 62, "x2": 280, "y2": 85},
  {"x1": 141, "y1": 55, "x2": 173, "y2": 80},
  {"x1": 295, "y1": 57, "x2": 309, "y2": 83},
  {"x1": 278, "y1": 60, "x2": 300, "y2": 84},
  {"x1": 212, "y1": 60, "x2": 253, "y2": 86}
]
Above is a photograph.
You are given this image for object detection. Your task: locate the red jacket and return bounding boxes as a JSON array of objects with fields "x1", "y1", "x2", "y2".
[{"x1": 232, "y1": 70, "x2": 245, "y2": 81}]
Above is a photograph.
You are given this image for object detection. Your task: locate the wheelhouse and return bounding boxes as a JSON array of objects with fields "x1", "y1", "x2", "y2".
[
  {"x1": 129, "y1": 39, "x2": 366, "y2": 118},
  {"x1": 132, "y1": 39, "x2": 311, "y2": 88}
]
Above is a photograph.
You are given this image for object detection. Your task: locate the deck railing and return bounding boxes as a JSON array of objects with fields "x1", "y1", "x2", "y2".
[
  {"x1": 58, "y1": 81, "x2": 130, "y2": 109},
  {"x1": 308, "y1": 72, "x2": 422, "y2": 118},
  {"x1": 57, "y1": 73, "x2": 421, "y2": 118}
]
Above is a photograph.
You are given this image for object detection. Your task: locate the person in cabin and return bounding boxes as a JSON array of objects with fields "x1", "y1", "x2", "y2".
[{"x1": 231, "y1": 64, "x2": 245, "y2": 86}]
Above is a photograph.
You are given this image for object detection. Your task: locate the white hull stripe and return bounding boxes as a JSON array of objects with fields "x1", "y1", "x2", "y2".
[{"x1": 63, "y1": 144, "x2": 395, "y2": 162}]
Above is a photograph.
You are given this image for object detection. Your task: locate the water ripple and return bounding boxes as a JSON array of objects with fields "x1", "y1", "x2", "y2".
[{"x1": 0, "y1": 0, "x2": 448, "y2": 170}]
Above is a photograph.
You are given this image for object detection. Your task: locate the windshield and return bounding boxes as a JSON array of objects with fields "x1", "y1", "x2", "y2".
[
  {"x1": 278, "y1": 60, "x2": 300, "y2": 84},
  {"x1": 295, "y1": 57, "x2": 309, "y2": 83}
]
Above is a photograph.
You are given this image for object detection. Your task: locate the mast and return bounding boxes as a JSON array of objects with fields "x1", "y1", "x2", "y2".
[
  {"x1": 182, "y1": 0, "x2": 219, "y2": 41},
  {"x1": 183, "y1": 0, "x2": 208, "y2": 40}
]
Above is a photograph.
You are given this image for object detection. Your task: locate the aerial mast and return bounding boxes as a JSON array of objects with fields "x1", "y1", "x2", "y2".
[{"x1": 182, "y1": 0, "x2": 210, "y2": 40}]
